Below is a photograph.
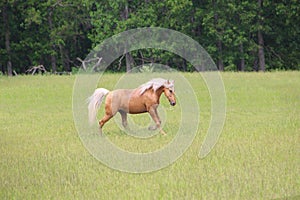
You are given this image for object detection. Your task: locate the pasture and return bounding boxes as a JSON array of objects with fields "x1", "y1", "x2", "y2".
[{"x1": 0, "y1": 72, "x2": 299, "y2": 199}]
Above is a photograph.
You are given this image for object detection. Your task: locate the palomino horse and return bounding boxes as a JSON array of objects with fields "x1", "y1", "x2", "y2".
[{"x1": 88, "y1": 78, "x2": 176, "y2": 135}]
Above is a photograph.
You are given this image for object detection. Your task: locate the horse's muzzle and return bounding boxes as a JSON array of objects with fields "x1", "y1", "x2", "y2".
[{"x1": 170, "y1": 102, "x2": 176, "y2": 106}]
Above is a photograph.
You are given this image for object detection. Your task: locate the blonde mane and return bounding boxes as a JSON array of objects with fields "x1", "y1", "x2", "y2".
[{"x1": 139, "y1": 78, "x2": 174, "y2": 95}]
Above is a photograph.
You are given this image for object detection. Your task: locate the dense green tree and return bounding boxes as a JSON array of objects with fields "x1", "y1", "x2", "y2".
[
  {"x1": 1, "y1": 0, "x2": 17, "y2": 76},
  {"x1": 263, "y1": 0, "x2": 300, "y2": 70},
  {"x1": 0, "y1": 0, "x2": 299, "y2": 74},
  {"x1": 0, "y1": 0, "x2": 91, "y2": 74}
]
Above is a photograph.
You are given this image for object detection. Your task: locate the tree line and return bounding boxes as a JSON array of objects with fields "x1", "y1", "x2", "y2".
[{"x1": 1, "y1": 0, "x2": 299, "y2": 75}]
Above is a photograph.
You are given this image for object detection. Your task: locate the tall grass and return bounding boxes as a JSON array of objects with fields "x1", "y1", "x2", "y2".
[{"x1": 0, "y1": 72, "x2": 299, "y2": 199}]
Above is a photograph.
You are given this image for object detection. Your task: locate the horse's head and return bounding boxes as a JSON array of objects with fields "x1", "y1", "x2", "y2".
[{"x1": 163, "y1": 80, "x2": 176, "y2": 106}]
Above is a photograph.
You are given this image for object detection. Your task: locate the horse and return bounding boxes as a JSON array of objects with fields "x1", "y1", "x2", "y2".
[{"x1": 88, "y1": 78, "x2": 176, "y2": 135}]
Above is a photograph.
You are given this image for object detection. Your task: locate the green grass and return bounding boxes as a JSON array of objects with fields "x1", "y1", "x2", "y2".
[{"x1": 0, "y1": 72, "x2": 299, "y2": 199}]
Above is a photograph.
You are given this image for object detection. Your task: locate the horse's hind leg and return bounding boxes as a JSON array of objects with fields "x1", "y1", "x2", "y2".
[
  {"x1": 99, "y1": 114, "x2": 113, "y2": 129},
  {"x1": 119, "y1": 110, "x2": 128, "y2": 128},
  {"x1": 98, "y1": 93, "x2": 119, "y2": 134},
  {"x1": 98, "y1": 107, "x2": 115, "y2": 134}
]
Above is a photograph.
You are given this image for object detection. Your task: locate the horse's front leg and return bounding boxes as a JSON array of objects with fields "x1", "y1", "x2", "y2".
[{"x1": 148, "y1": 105, "x2": 166, "y2": 135}]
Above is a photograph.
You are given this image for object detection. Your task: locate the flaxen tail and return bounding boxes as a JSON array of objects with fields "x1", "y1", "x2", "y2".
[{"x1": 87, "y1": 88, "x2": 110, "y2": 124}]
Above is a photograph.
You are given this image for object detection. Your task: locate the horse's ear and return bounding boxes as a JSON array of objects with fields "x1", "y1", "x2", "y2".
[{"x1": 167, "y1": 79, "x2": 170, "y2": 84}]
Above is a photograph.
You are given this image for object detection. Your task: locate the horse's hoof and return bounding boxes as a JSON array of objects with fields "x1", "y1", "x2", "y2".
[
  {"x1": 160, "y1": 130, "x2": 167, "y2": 135},
  {"x1": 148, "y1": 125, "x2": 157, "y2": 131},
  {"x1": 99, "y1": 127, "x2": 103, "y2": 136}
]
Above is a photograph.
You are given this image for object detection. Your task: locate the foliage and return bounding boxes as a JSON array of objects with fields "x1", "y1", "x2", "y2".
[
  {"x1": 0, "y1": 0, "x2": 299, "y2": 74},
  {"x1": 0, "y1": 0, "x2": 92, "y2": 74}
]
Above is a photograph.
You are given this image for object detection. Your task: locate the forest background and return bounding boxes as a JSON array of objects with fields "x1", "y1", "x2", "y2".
[{"x1": 1, "y1": 0, "x2": 299, "y2": 75}]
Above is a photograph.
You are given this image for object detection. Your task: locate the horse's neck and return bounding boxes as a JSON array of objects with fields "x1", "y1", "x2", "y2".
[{"x1": 155, "y1": 86, "x2": 165, "y2": 98}]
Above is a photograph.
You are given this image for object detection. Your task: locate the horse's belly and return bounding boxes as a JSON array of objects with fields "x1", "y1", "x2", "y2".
[
  {"x1": 115, "y1": 97, "x2": 146, "y2": 114},
  {"x1": 114, "y1": 89, "x2": 148, "y2": 114},
  {"x1": 127, "y1": 102, "x2": 147, "y2": 114}
]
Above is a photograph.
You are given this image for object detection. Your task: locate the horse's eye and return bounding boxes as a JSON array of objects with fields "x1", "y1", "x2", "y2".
[{"x1": 169, "y1": 89, "x2": 173, "y2": 93}]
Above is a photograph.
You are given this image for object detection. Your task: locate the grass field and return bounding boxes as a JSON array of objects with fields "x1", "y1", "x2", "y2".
[{"x1": 0, "y1": 72, "x2": 299, "y2": 199}]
